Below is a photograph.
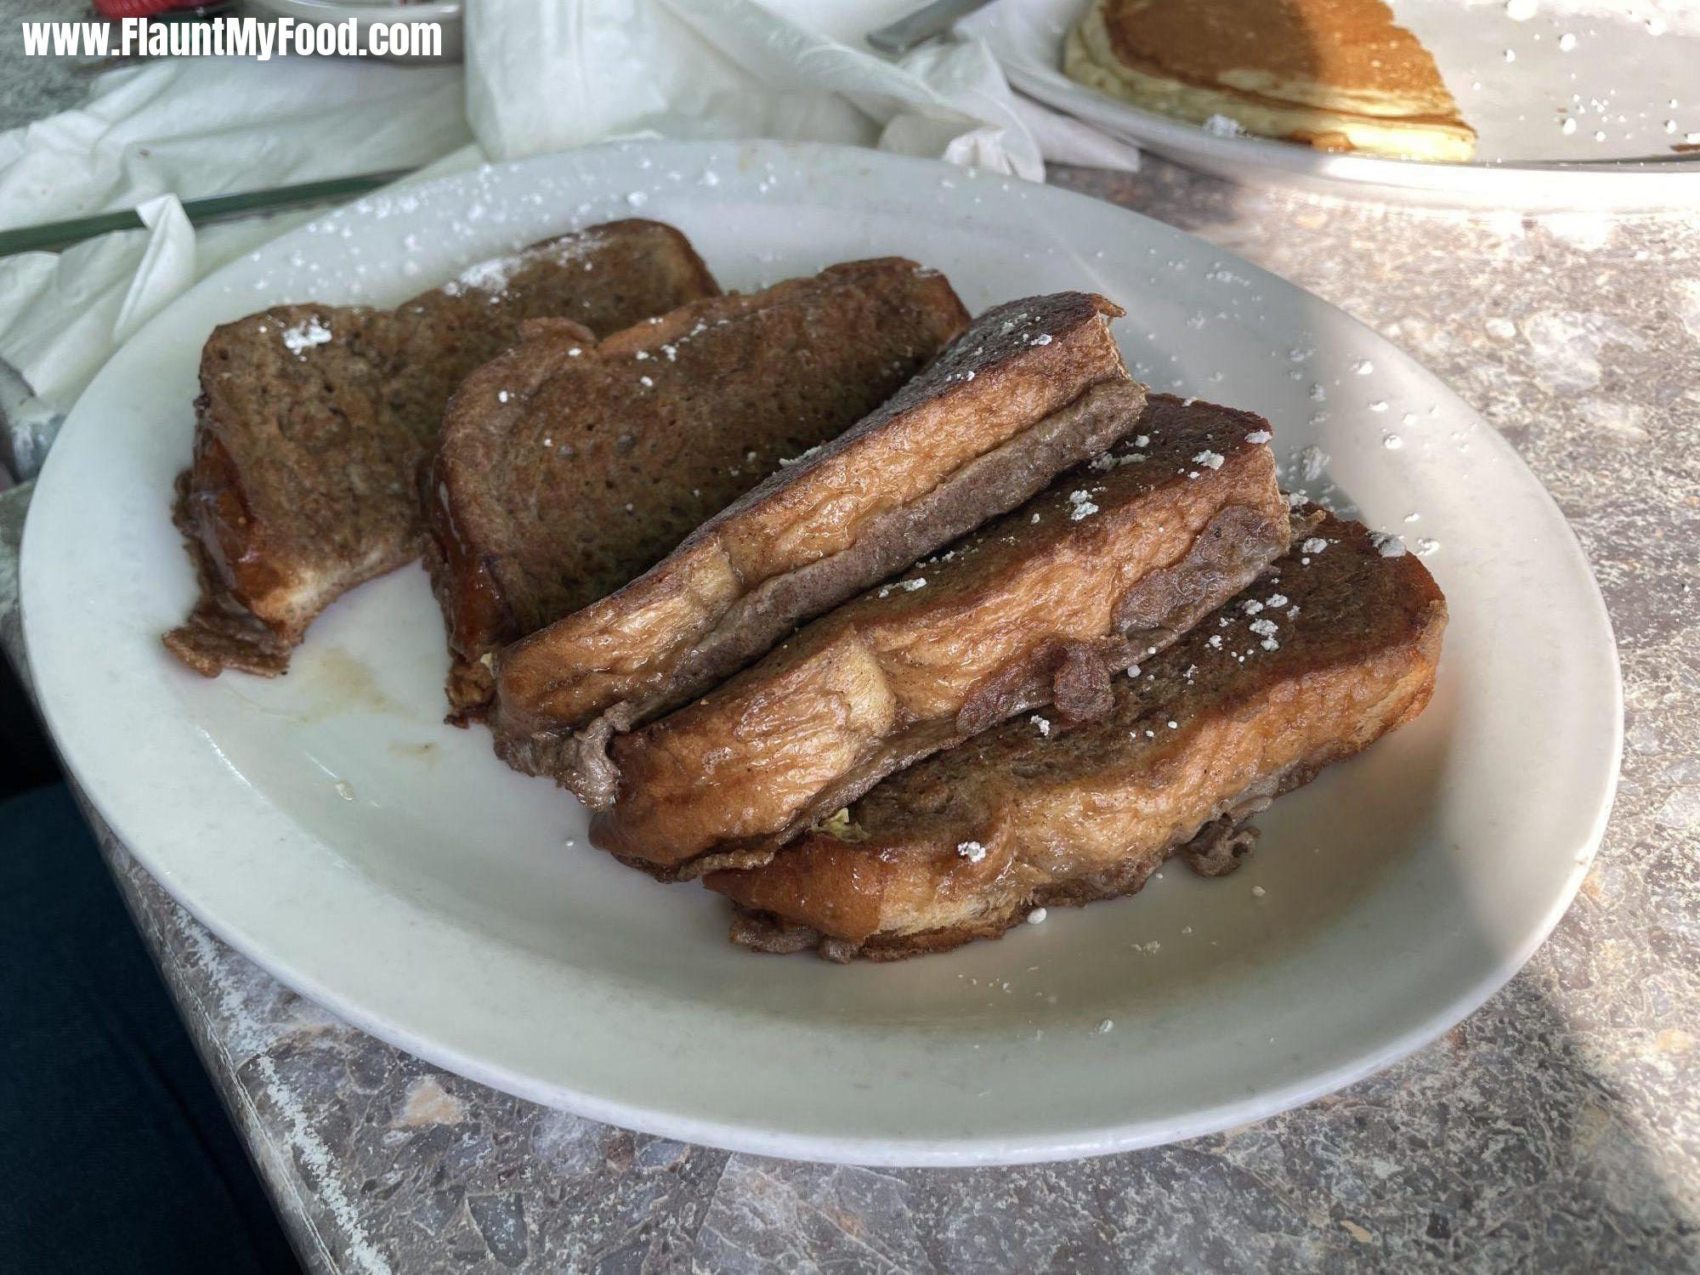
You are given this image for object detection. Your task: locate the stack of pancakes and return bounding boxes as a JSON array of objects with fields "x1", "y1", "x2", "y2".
[{"x1": 1065, "y1": 0, "x2": 1477, "y2": 162}]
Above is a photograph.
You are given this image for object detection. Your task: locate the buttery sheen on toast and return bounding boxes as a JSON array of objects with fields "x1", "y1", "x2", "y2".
[
  {"x1": 708, "y1": 510, "x2": 1446, "y2": 960},
  {"x1": 163, "y1": 220, "x2": 718, "y2": 678},
  {"x1": 592, "y1": 394, "x2": 1291, "y2": 879},
  {"x1": 424, "y1": 259, "x2": 971, "y2": 721},
  {"x1": 493, "y1": 292, "x2": 1148, "y2": 807}
]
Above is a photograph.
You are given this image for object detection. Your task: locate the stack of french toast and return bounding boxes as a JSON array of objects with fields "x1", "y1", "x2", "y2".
[{"x1": 166, "y1": 219, "x2": 1446, "y2": 962}]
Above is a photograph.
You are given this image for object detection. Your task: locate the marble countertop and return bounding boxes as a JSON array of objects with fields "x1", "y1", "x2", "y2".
[{"x1": 3, "y1": 25, "x2": 1698, "y2": 1275}]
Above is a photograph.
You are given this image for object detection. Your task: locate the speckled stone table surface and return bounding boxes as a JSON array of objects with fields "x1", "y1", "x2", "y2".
[
  {"x1": 4, "y1": 38, "x2": 1699, "y2": 1275},
  {"x1": 0, "y1": 2, "x2": 104, "y2": 127}
]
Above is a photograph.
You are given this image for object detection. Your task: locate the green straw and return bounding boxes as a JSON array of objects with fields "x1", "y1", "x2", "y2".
[{"x1": 0, "y1": 168, "x2": 418, "y2": 257}]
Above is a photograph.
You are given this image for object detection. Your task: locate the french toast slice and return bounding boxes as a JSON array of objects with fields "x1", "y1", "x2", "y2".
[
  {"x1": 425, "y1": 259, "x2": 971, "y2": 722},
  {"x1": 494, "y1": 292, "x2": 1148, "y2": 806},
  {"x1": 591, "y1": 394, "x2": 1290, "y2": 879},
  {"x1": 163, "y1": 219, "x2": 719, "y2": 679},
  {"x1": 706, "y1": 510, "x2": 1446, "y2": 961}
]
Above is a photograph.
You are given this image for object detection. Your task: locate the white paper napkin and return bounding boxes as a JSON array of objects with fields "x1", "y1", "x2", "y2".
[
  {"x1": 0, "y1": 55, "x2": 470, "y2": 474},
  {"x1": 466, "y1": 0, "x2": 1045, "y2": 174},
  {"x1": 0, "y1": 0, "x2": 1138, "y2": 476}
]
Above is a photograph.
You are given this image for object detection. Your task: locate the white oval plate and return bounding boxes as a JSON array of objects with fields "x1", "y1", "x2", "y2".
[
  {"x1": 22, "y1": 141, "x2": 1619, "y2": 1166},
  {"x1": 966, "y1": 0, "x2": 1700, "y2": 210}
]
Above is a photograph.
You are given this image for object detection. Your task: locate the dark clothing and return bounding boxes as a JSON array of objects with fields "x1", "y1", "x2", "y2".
[{"x1": 0, "y1": 783, "x2": 299, "y2": 1274}]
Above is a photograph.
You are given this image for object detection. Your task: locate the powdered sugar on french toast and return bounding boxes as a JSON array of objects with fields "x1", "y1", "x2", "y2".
[
  {"x1": 442, "y1": 230, "x2": 612, "y2": 298},
  {"x1": 280, "y1": 316, "x2": 332, "y2": 355}
]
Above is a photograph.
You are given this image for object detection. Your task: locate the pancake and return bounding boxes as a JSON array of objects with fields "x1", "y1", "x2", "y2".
[{"x1": 1065, "y1": 0, "x2": 1476, "y2": 162}]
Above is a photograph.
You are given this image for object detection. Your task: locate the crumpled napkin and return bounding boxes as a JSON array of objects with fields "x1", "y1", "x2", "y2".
[
  {"x1": 0, "y1": 0, "x2": 1139, "y2": 477},
  {"x1": 0, "y1": 55, "x2": 471, "y2": 475},
  {"x1": 466, "y1": 0, "x2": 1044, "y2": 172}
]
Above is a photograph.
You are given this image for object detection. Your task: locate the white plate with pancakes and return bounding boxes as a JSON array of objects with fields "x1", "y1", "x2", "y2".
[
  {"x1": 968, "y1": 0, "x2": 1700, "y2": 209},
  {"x1": 22, "y1": 141, "x2": 1620, "y2": 1165}
]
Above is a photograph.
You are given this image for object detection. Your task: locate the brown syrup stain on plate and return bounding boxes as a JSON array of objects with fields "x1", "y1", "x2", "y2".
[{"x1": 292, "y1": 647, "x2": 403, "y2": 719}]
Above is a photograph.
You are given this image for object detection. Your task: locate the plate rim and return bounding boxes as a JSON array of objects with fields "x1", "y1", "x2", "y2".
[{"x1": 19, "y1": 139, "x2": 1623, "y2": 1165}]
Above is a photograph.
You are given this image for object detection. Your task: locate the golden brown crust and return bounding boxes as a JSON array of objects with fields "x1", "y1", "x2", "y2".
[
  {"x1": 163, "y1": 462, "x2": 297, "y2": 677},
  {"x1": 429, "y1": 261, "x2": 971, "y2": 724},
  {"x1": 706, "y1": 510, "x2": 1447, "y2": 960},
  {"x1": 1098, "y1": 0, "x2": 1454, "y2": 103},
  {"x1": 1066, "y1": 0, "x2": 1475, "y2": 161},
  {"x1": 492, "y1": 292, "x2": 1142, "y2": 807},
  {"x1": 592, "y1": 395, "x2": 1290, "y2": 878},
  {"x1": 163, "y1": 220, "x2": 720, "y2": 679}
]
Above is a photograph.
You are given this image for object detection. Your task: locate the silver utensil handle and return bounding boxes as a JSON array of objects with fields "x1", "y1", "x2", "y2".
[{"x1": 866, "y1": 0, "x2": 995, "y2": 55}]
